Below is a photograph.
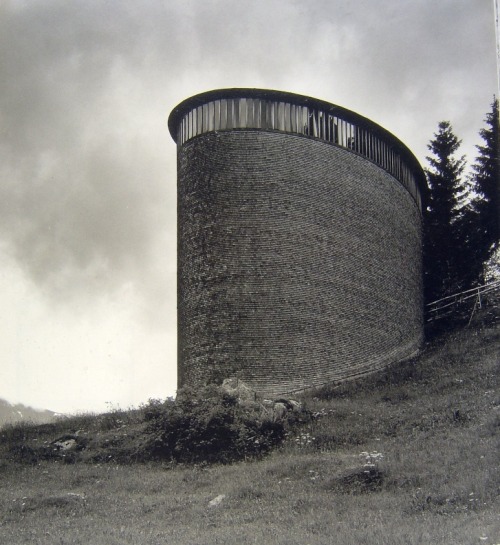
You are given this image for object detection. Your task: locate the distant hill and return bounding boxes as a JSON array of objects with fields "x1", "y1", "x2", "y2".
[{"x1": 0, "y1": 398, "x2": 62, "y2": 428}]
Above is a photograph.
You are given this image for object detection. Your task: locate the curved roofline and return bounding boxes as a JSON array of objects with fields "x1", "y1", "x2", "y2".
[{"x1": 168, "y1": 88, "x2": 428, "y2": 203}]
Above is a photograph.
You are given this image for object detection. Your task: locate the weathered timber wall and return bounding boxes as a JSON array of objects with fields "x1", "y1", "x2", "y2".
[{"x1": 177, "y1": 130, "x2": 423, "y2": 397}]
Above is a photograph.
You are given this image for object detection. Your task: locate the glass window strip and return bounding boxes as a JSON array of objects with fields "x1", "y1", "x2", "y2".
[
  {"x1": 240, "y1": 98, "x2": 247, "y2": 128},
  {"x1": 254, "y1": 98, "x2": 260, "y2": 128},
  {"x1": 246, "y1": 98, "x2": 253, "y2": 127},
  {"x1": 215, "y1": 100, "x2": 220, "y2": 131},
  {"x1": 220, "y1": 100, "x2": 225, "y2": 130},
  {"x1": 228, "y1": 100, "x2": 234, "y2": 130},
  {"x1": 208, "y1": 102, "x2": 214, "y2": 131},
  {"x1": 195, "y1": 105, "x2": 201, "y2": 135},
  {"x1": 263, "y1": 101, "x2": 270, "y2": 130},
  {"x1": 225, "y1": 99, "x2": 231, "y2": 130},
  {"x1": 177, "y1": 98, "x2": 421, "y2": 210},
  {"x1": 281, "y1": 102, "x2": 286, "y2": 131},
  {"x1": 284, "y1": 103, "x2": 291, "y2": 132},
  {"x1": 262, "y1": 101, "x2": 267, "y2": 130},
  {"x1": 232, "y1": 99, "x2": 239, "y2": 128}
]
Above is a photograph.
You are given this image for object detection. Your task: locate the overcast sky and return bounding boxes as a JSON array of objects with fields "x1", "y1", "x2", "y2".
[{"x1": 0, "y1": 0, "x2": 497, "y2": 414}]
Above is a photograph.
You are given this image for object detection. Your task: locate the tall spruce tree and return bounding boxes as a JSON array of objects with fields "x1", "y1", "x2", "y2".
[
  {"x1": 467, "y1": 97, "x2": 500, "y2": 278},
  {"x1": 424, "y1": 121, "x2": 467, "y2": 304}
]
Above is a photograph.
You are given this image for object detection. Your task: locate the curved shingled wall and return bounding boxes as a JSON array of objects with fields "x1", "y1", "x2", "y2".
[{"x1": 175, "y1": 126, "x2": 424, "y2": 397}]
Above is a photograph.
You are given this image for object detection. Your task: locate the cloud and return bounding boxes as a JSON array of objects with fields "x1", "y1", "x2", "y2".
[
  {"x1": 0, "y1": 0, "x2": 496, "y2": 304},
  {"x1": 0, "y1": 0, "x2": 496, "y2": 412},
  {"x1": 0, "y1": 0, "x2": 179, "y2": 313},
  {"x1": 164, "y1": 0, "x2": 497, "y2": 163}
]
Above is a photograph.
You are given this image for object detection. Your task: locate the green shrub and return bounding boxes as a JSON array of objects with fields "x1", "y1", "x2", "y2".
[{"x1": 143, "y1": 385, "x2": 286, "y2": 464}]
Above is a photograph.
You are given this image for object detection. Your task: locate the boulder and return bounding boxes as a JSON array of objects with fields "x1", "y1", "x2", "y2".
[
  {"x1": 272, "y1": 402, "x2": 288, "y2": 421},
  {"x1": 52, "y1": 438, "x2": 78, "y2": 451},
  {"x1": 50, "y1": 430, "x2": 85, "y2": 452},
  {"x1": 208, "y1": 494, "x2": 226, "y2": 508},
  {"x1": 271, "y1": 398, "x2": 302, "y2": 420},
  {"x1": 220, "y1": 378, "x2": 257, "y2": 403},
  {"x1": 274, "y1": 398, "x2": 301, "y2": 411}
]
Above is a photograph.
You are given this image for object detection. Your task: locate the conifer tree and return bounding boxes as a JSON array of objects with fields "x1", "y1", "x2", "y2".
[
  {"x1": 424, "y1": 121, "x2": 467, "y2": 304},
  {"x1": 467, "y1": 97, "x2": 500, "y2": 277}
]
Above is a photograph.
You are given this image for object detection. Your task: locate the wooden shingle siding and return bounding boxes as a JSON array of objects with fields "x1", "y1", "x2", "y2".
[{"x1": 176, "y1": 130, "x2": 423, "y2": 397}]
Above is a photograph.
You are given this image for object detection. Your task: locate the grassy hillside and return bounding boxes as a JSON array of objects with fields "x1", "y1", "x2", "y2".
[{"x1": 0, "y1": 321, "x2": 499, "y2": 544}]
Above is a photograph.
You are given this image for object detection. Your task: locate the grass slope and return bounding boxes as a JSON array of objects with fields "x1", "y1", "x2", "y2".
[{"x1": 0, "y1": 322, "x2": 499, "y2": 544}]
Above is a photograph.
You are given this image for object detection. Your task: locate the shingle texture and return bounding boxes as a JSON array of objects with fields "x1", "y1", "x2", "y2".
[{"x1": 177, "y1": 130, "x2": 423, "y2": 397}]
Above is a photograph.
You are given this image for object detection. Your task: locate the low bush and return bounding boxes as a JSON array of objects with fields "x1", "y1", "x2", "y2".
[{"x1": 143, "y1": 384, "x2": 287, "y2": 464}]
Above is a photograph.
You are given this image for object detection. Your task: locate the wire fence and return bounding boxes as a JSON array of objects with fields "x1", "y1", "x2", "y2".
[{"x1": 425, "y1": 279, "x2": 500, "y2": 325}]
